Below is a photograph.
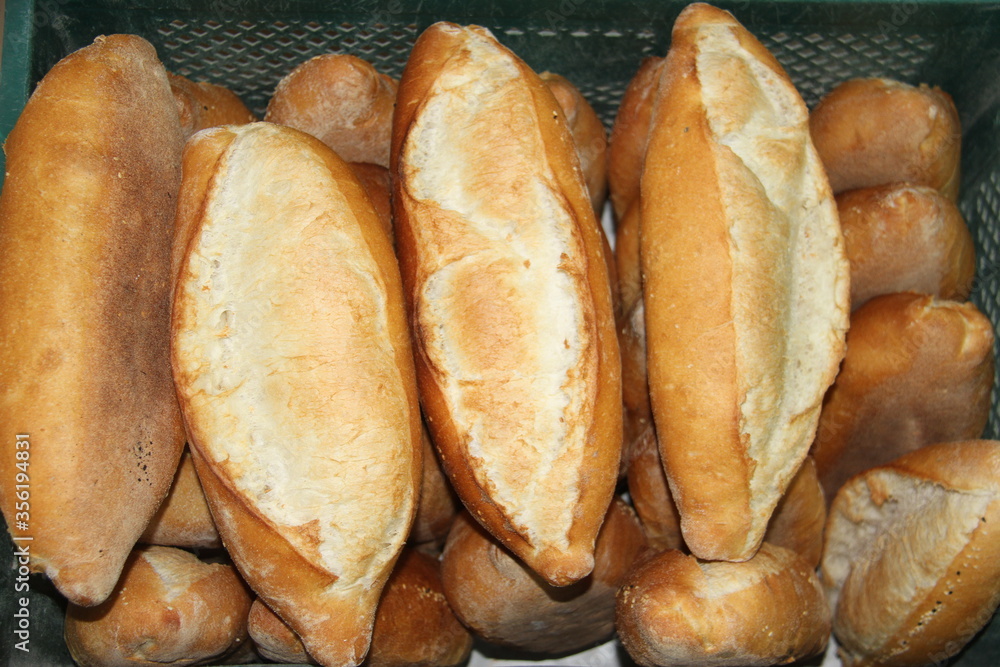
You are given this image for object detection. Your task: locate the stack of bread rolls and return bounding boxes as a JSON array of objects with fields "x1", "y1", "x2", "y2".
[{"x1": 1, "y1": 3, "x2": 999, "y2": 667}]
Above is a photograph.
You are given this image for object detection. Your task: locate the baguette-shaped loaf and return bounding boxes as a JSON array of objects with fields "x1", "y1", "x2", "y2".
[
  {"x1": 65, "y1": 546, "x2": 252, "y2": 667},
  {"x1": 616, "y1": 543, "x2": 831, "y2": 667},
  {"x1": 140, "y1": 448, "x2": 220, "y2": 549},
  {"x1": 0, "y1": 34, "x2": 186, "y2": 606},
  {"x1": 812, "y1": 293, "x2": 994, "y2": 500},
  {"x1": 392, "y1": 22, "x2": 621, "y2": 586},
  {"x1": 172, "y1": 122, "x2": 421, "y2": 667},
  {"x1": 641, "y1": 3, "x2": 849, "y2": 561},
  {"x1": 822, "y1": 441, "x2": 1000, "y2": 666}
]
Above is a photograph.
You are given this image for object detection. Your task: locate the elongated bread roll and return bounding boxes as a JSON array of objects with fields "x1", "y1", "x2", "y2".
[
  {"x1": 392, "y1": 22, "x2": 621, "y2": 586},
  {"x1": 810, "y1": 78, "x2": 962, "y2": 200},
  {"x1": 440, "y1": 498, "x2": 647, "y2": 655},
  {"x1": 837, "y1": 182, "x2": 975, "y2": 310},
  {"x1": 265, "y1": 54, "x2": 397, "y2": 167},
  {"x1": 616, "y1": 543, "x2": 831, "y2": 667},
  {"x1": 0, "y1": 34, "x2": 186, "y2": 606},
  {"x1": 172, "y1": 122, "x2": 421, "y2": 667},
  {"x1": 812, "y1": 292, "x2": 994, "y2": 500},
  {"x1": 65, "y1": 546, "x2": 252, "y2": 667},
  {"x1": 140, "y1": 448, "x2": 220, "y2": 549},
  {"x1": 169, "y1": 72, "x2": 256, "y2": 138},
  {"x1": 640, "y1": 3, "x2": 849, "y2": 561},
  {"x1": 821, "y1": 441, "x2": 1000, "y2": 667}
]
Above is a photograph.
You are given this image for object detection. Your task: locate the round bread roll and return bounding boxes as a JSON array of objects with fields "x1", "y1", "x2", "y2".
[
  {"x1": 168, "y1": 72, "x2": 256, "y2": 138},
  {"x1": 628, "y1": 423, "x2": 826, "y2": 567},
  {"x1": 64, "y1": 546, "x2": 252, "y2": 667},
  {"x1": 837, "y1": 183, "x2": 975, "y2": 310},
  {"x1": 812, "y1": 292, "x2": 995, "y2": 500},
  {"x1": 810, "y1": 77, "x2": 962, "y2": 200},
  {"x1": 616, "y1": 543, "x2": 831, "y2": 667},
  {"x1": 641, "y1": 2, "x2": 849, "y2": 562},
  {"x1": 265, "y1": 54, "x2": 397, "y2": 167},
  {"x1": 441, "y1": 497, "x2": 647, "y2": 655},
  {"x1": 821, "y1": 440, "x2": 1000, "y2": 667},
  {"x1": 249, "y1": 548, "x2": 473, "y2": 667},
  {"x1": 540, "y1": 71, "x2": 609, "y2": 217},
  {"x1": 607, "y1": 56, "x2": 665, "y2": 221},
  {"x1": 140, "y1": 448, "x2": 220, "y2": 549}
]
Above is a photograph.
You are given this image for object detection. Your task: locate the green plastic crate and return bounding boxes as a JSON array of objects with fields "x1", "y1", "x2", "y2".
[{"x1": 2, "y1": 0, "x2": 1000, "y2": 665}]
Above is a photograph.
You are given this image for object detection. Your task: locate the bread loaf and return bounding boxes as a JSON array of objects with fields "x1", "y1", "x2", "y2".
[
  {"x1": 837, "y1": 183, "x2": 975, "y2": 310},
  {"x1": 809, "y1": 77, "x2": 962, "y2": 200},
  {"x1": 169, "y1": 72, "x2": 256, "y2": 138},
  {"x1": 821, "y1": 440, "x2": 1000, "y2": 666},
  {"x1": 812, "y1": 292, "x2": 994, "y2": 500},
  {"x1": 172, "y1": 122, "x2": 421, "y2": 667},
  {"x1": 265, "y1": 54, "x2": 397, "y2": 167},
  {"x1": 140, "y1": 448, "x2": 220, "y2": 549},
  {"x1": 392, "y1": 21, "x2": 621, "y2": 586},
  {"x1": 64, "y1": 546, "x2": 252, "y2": 667},
  {"x1": 440, "y1": 498, "x2": 647, "y2": 655},
  {"x1": 616, "y1": 543, "x2": 831, "y2": 667},
  {"x1": 0, "y1": 33, "x2": 186, "y2": 606},
  {"x1": 350, "y1": 162, "x2": 394, "y2": 239},
  {"x1": 640, "y1": 2, "x2": 849, "y2": 561}
]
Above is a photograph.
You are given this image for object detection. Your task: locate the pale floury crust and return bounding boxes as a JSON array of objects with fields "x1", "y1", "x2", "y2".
[
  {"x1": 172, "y1": 123, "x2": 421, "y2": 667},
  {"x1": 0, "y1": 34, "x2": 186, "y2": 606},
  {"x1": 822, "y1": 441, "x2": 1000, "y2": 667},
  {"x1": 392, "y1": 22, "x2": 621, "y2": 586},
  {"x1": 640, "y1": 2, "x2": 849, "y2": 562}
]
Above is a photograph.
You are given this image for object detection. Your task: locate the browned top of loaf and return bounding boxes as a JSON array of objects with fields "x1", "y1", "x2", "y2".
[
  {"x1": 0, "y1": 33, "x2": 186, "y2": 606},
  {"x1": 640, "y1": 2, "x2": 849, "y2": 561},
  {"x1": 265, "y1": 54, "x2": 397, "y2": 167},
  {"x1": 169, "y1": 72, "x2": 256, "y2": 137},
  {"x1": 64, "y1": 546, "x2": 252, "y2": 667},
  {"x1": 391, "y1": 21, "x2": 621, "y2": 586},
  {"x1": 811, "y1": 292, "x2": 994, "y2": 500}
]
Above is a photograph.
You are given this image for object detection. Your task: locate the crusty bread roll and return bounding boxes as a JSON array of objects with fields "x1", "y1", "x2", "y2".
[
  {"x1": 265, "y1": 54, "x2": 397, "y2": 167},
  {"x1": 392, "y1": 21, "x2": 621, "y2": 586},
  {"x1": 440, "y1": 498, "x2": 646, "y2": 655},
  {"x1": 540, "y1": 71, "x2": 609, "y2": 216},
  {"x1": 640, "y1": 2, "x2": 849, "y2": 561},
  {"x1": 812, "y1": 292, "x2": 994, "y2": 500},
  {"x1": 350, "y1": 162, "x2": 394, "y2": 239},
  {"x1": 616, "y1": 543, "x2": 831, "y2": 667},
  {"x1": 0, "y1": 34, "x2": 186, "y2": 606},
  {"x1": 64, "y1": 546, "x2": 252, "y2": 667},
  {"x1": 140, "y1": 448, "x2": 220, "y2": 549},
  {"x1": 838, "y1": 183, "x2": 975, "y2": 310},
  {"x1": 607, "y1": 56, "x2": 665, "y2": 221},
  {"x1": 821, "y1": 440, "x2": 1000, "y2": 667},
  {"x1": 410, "y1": 422, "x2": 461, "y2": 546},
  {"x1": 810, "y1": 77, "x2": 962, "y2": 200},
  {"x1": 168, "y1": 71, "x2": 256, "y2": 138},
  {"x1": 628, "y1": 424, "x2": 827, "y2": 567},
  {"x1": 249, "y1": 548, "x2": 473, "y2": 667},
  {"x1": 172, "y1": 122, "x2": 421, "y2": 667}
]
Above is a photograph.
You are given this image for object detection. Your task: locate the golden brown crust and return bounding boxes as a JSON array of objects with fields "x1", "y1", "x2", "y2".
[
  {"x1": 837, "y1": 183, "x2": 975, "y2": 310},
  {"x1": 812, "y1": 293, "x2": 994, "y2": 500},
  {"x1": 0, "y1": 34, "x2": 186, "y2": 606},
  {"x1": 440, "y1": 498, "x2": 647, "y2": 654},
  {"x1": 607, "y1": 56, "x2": 665, "y2": 222},
  {"x1": 410, "y1": 422, "x2": 461, "y2": 546},
  {"x1": 140, "y1": 448, "x2": 221, "y2": 549},
  {"x1": 350, "y1": 162, "x2": 394, "y2": 240},
  {"x1": 392, "y1": 21, "x2": 621, "y2": 586},
  {"x1": 540, "y1": 71, "x2": 609, "y2": 217},
  {"x1": 616, "y1": 543, "x2": 831, "y2": 667},
  {"x1": 248, "y1": 598, "x2": 312, "y2": 663},
  {"x1": 173, "y1": 123, "x2": 421, "y2": 667},
  {"x1": 810, "y1": 78, "x2": 962, "y2": 200},
  {"x1": 168, "y1": 72, "x2": 256, "y2": 138},
  {"x1": 64, "y1": 546, "x2": 252, "y2": 667},
  {"x1": 641, "y1": 3, "x2": 848, "y2": 561},
  {"x1": 822, "y1": 441, "x2": 1000, "y2": 667},
  {"x1": 265, "y1": 54, "x2": 397, "y2": 167}
]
